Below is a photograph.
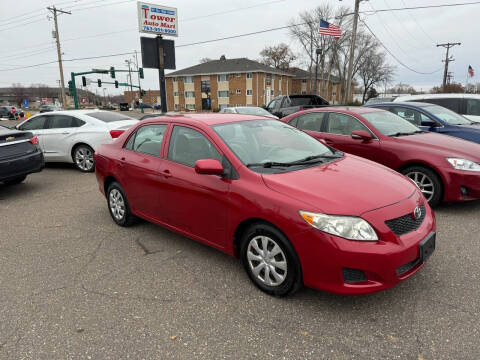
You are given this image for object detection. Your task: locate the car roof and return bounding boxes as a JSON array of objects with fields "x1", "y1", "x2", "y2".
[
  {"x1": 395, "y1": 93, "x2": 480, "y2": 100},
  {"x1": 368, "y1": 102, "x2": 438, "y2": 108},
  {"x1": 301, "y1": 106, "x2": 385, "y2": 115},
  {"x1": 140, "y1": 113, "x2": 271, "y2": 126}
]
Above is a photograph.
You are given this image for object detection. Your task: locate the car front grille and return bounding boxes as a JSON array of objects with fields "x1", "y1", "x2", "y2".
[
  {"x1": 342, "y1": 268, "x2": 368, "y2": 283},
  {"x1": 385, "y1": 205, "x2": 426, "y2": 236}
]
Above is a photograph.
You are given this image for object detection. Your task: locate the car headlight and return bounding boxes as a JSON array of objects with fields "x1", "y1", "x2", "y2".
[
  {"x1": 299, "y1": 211, "x2": 378, "y2": 241},
  {"x1": 446, "y1": 158, "x2": 480, "y2": 172}
]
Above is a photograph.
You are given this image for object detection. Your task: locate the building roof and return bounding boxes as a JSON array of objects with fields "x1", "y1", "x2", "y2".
[
  {"x1": 166, "y1": 57, "x2": 293, "y2": 77},
  {"x1": 288, "y1": 67, "x2": 340, "y2": 84}
]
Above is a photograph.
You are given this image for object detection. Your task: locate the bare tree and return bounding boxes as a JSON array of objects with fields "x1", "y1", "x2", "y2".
[
  {"x1": 10, "y1": 83, "x2": 27, "y2": 106},
  {"x1": 388, "y1": 83, "x2": 418, "y2": 95},
  {"x1": 431, "y1": 83, "x2": 464, "y2": 94},
  {"x1": 259, "y1": 43, "x2": 297, "y2": 70},
  {"x1": 357, "y1": 47, "x2": 395, "y2": 104}
]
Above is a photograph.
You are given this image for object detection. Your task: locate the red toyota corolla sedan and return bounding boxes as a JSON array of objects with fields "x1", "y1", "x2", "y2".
[
  {"x1": 282, "y1": 107, "x2": 480, "y2": 206},
  {"x1": 95, "y1": 114, "x2": 435, "y2": 296}
]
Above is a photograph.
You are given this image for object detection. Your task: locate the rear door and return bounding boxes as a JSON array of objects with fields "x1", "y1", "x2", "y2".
[
  {"x1": 321, "y1": 112, "x2": 381, "y2": 161},
  {"x1": 290, "y1": 112, "x2": 325, "y2": 137},
  {"x1": 17, "y1": 115, "x2": 49, "y2": 152},
  {"x1": 389, "y1": 106, "x2": 446, "y2": 134},
  {"x1": 118, "y1": 124, "x2": 168, "y2": 219},
  {"x1": 42, "y1": 114, "x2": 84, "y2": 160}
]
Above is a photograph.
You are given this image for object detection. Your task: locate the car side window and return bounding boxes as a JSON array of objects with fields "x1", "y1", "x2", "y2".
[
  {"x1": 296, "y1": 113, "x2": 325, "y2": 132},
  {"x1": 168, "y1": 126, "x2": 221, "y2": 167},
  {"x1": 131, "y1": 124, "x2": 167, "y2": 156},
  {"x1": 466, "y1": 99, "x2": 480, "y2": 116},
  {"x1": 47, "y1": 115, "x2": 79, "y2": 129},
  {"x1": 326, "y1": 113, "x2": 370, "y2": 136},
  {"x1": 20, "y1": 116, "x2": 47, "y2": 130},
  {"x1": 390, "y1": 107, "x2": 423, "y2": 126},
  {"x1": 434, "y1": 98, "x2": 461, "y2": 113},
  {"x1": 267, "y1": 99, "x2": 277, "y2": 111}
]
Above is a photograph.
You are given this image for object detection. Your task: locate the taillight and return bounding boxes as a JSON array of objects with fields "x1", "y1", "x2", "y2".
[
  {"x1": 93, "y1": 152, "x2": 97, "y2": 160},
  {"x1": 110, "y1": 130, "x2": 125, "y2": 138},
  {"x1": 29, "y1": 136, "x2": 39, "y2": 145}
]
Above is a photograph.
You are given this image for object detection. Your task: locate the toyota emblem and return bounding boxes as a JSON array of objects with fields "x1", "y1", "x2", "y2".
[
  {"x1": 413, "y1": 206, "x2": 422, "y2": 220},
  {"x1": 6, "y1": 136, "x2": 15, "y2": 142}
]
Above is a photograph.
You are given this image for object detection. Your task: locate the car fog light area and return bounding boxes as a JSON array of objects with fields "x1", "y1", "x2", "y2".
[
  {"x1": 446, "y1": 158, "x2": 480, "y2": 171},
  {"x1": 299, "y1": 211, "x2": 378, "y2": 241}
]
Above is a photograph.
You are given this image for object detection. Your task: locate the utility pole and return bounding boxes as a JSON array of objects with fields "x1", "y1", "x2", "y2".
[
  {"x1": 133, "y1": 51, "x2": 144, "y2": 113},
  {"x1": 47, "y1": 6, "x2": 71, "y2": 109},
  {"x1": 125, "y1": 59, "x2": 134, "y2": 109},
  {"x1": 437, "y1": 42, "x2": 461, "y2": 91},
  {"x1": 344, "y1": 0, "x2": 361, "y2": 104}
]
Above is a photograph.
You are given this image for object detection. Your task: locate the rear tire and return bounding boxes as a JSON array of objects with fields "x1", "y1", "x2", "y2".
[
  {"x1": 4, "y1": 175, "x2": 26, "y2": 185},
  {"x1": 401, "y1": 165, "x2": 443, "y2": 207},
  {"x1": 106, "y1": 182, "x2": 137, "y2": 227},
  {"x1": 73, "y1": 144, "x2": 95, "y2": 172},
  {"x1": 240, "y1": 223, "x2": 302, "y2": 296}
]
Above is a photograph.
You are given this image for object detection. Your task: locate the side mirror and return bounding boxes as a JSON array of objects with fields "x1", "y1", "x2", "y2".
[
  {"x1": 351, "y1": 130, "x2": 373, "y2": 142},
  {"x1": 194, "y1": 159, "x2": 224, "y2": 176},
  {"x1": 421, "y1": 120, "x2": 437, "y2": 128}
]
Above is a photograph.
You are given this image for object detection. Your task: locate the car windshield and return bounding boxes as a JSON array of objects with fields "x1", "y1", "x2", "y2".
[
  {"x1": 86, "y1": 111, "x2": 134, "y2": 122},
  {"x1": 213, "y1": 119, "x2": 340, "y2": 172},
  {"x1": 362, "y1": 111, "x2": 421, "y2": 136},
  {"x1": 424, "y1": 105, "x2": 472, "y2": 125},
  {"x1": 235, "y1": 107, "x2": 272, "y2": 116}
]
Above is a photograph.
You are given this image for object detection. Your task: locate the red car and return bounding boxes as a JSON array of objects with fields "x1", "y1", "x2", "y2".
[
  {"x1": 282, "y1": 107, "x2": 480, "y2": 206},
  {"x1": 95, "y1": 114, "x2": 435, "y2": 296}
]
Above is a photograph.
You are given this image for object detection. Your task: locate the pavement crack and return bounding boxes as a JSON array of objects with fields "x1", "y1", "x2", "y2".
[{"x1": 135, "y1": 238, "x2": 163, "y2": 256}]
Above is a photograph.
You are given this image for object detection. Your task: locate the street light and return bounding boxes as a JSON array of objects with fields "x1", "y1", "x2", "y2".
[
  {"x1": 314, "y1": 48, "x2": 323, "y2": 95},
  {"x1": 103, "y1": 87, "x2": 107, "y2": 106}
]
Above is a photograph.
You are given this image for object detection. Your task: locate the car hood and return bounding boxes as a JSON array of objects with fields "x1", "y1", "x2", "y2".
[
  {"x1": 394, "y1": 132, "x2": 480, "y2": 160},
  {"x1": 262, "y1": 154, "x2": 415, "y2": 216},
  {"x1": 464, "y1": 115, "x2": 480, "y2": 123}
]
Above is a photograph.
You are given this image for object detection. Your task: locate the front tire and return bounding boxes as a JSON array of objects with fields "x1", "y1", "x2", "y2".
[
  {"x1": 106, "y1": 182, "x2": 137, "y2": 227},
  {"x1": 402, "y1": 165, "x2": 443, "y2": 207},
  {"x1": 73, "y1": 144, "x2": 95, "y2": 172},
  {"x1": 4, "y1": 175, "x2": 26, "y2": 185},
  {"x1": 240, "y1": 223, "x2": 302, "y2": 296}
]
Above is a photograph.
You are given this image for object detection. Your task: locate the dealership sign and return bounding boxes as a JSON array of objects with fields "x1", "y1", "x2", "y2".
[{"x1": 137, "y1": 2, "x2": 178, "y2": 37}]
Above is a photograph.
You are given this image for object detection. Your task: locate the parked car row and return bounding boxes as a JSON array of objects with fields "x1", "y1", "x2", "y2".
[{"x1": 5, "y1": 101, "x2": 480, "y2": 298}]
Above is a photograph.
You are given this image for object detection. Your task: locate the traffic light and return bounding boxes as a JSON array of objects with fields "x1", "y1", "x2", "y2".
[
  {"x1": 81, "y1": 76, "x2": 86, "y2": 87},
  {"x1": 97, "y1": 79, "x2": 102, "y2": 87},
  {"x1": 68, "y1": 80, "x2": 74, "y2": 95},
  {"x1": 110, "y1": 66, "x2": 115, "y2": 79},
  {"x1": 139, "y1": 67, "x2": 144, "y2": 79},
  {"x1": 114, "y1": 80, "x2": 119, "y2": 88}
]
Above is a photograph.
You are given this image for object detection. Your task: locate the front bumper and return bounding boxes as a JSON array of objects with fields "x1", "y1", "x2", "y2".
[
  {"x1": 292, "y1": 191, "x2": 436, "y2": 295},
  {"x1": 440, "y1": 167, "x2": 480, "y2": 202},
  {"x1": 0, "y1": 150, "x2": 45, "y2": 181}
]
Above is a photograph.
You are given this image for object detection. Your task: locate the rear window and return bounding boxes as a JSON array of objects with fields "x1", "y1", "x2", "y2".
[{"x1": 86, "y1": 111, "x2": 134, "y2": 122}]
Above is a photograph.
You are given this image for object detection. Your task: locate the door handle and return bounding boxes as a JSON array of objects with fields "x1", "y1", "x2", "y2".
[
  {"x1": 61, "y1": 132, "x2": 70, "y2": 135},
  {"x1": 162, "y1": 169, "x2": 172, "y2": 178}
]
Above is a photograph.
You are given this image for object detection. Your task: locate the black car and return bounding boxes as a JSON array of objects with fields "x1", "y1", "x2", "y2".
[
  {"x1": 39, "y1": 104, "x2": 58, "y2": 113},
  {"x1": 265, "y1": 94, "x2": 329, "y2": 118},
  {"x1": 119, "y1": 103, "x2": 129, "y2": 111},
  {"x1": 0, "y1": 106, "x2": 18, "y2": 119},
  {"x1": 0, "y1": 126, "x2": 44, "y2": 185}
]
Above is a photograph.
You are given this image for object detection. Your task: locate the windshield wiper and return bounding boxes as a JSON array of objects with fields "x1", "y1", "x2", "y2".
[
  {"x1": 389, "y1": 132, "x2": 416, "y2": 137},
  {"x1": 246, "y1": 153, "x2": 343, "y2": 168}
]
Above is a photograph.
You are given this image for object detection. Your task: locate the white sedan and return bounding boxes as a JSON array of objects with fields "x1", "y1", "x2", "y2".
[
  {"x1": 16, "y1": 110, "x2": 138, "y2": 172},
  {"x1": 220, "y1": 106, "x2": 279, "y2": 119}
]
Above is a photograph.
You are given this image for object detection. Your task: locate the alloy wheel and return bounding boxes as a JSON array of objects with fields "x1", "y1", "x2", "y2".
[
  {"x1": 75, "y1": 146, "x2": 94, "y2": 171},
  {"x1": 246, "y1": 235, "x2": 287, "y2": 287},
  {"x1": 406, "y1": 171, "x2": 434, "y2": 202},
  {"x1": 109, "y1": 189, "x2": 125, "y2": 221}
]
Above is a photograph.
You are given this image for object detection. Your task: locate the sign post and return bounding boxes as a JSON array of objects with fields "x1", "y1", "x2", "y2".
[{"x1": 137, "y1": 2, "x2": 177, "y2": 113}]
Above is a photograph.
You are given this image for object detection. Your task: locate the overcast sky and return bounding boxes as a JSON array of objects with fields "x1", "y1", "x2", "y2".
[{"x1": 0, "y1": 0, "x2": 478, "y2": 96}]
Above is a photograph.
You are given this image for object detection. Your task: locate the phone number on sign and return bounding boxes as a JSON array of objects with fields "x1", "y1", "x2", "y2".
[{"x1": 143, "y1": 26, "x2": 177, "y2": 34}]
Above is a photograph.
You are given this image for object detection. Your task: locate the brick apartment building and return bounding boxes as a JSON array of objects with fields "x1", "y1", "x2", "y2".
[{"x1": 123, "y1": 57, "x2": 352, "y2": 111}]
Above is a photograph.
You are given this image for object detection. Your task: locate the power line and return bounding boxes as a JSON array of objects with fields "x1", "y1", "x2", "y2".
[
  {"x1": 400, "y1": 0, "x2": 436, "y2": 43},
  {"x1": 353, "y1": 1, "x2": 480, "y2": 15},
  {"x1": 362, "y1": 20, "x2": 442, "y2": 75}
]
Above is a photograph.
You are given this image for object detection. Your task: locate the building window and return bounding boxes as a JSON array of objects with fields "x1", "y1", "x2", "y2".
[
  {"x1": 236, "y1": 89, "x2": 241, "y2": 95},
  {"x1": 218, "y1": 91, "x2": 229, "y2": 98},
  {"x1": 174, "y1": 104, "x2": 178, "y2": 110},
  {"x1": 301, "y1": 91, "x2": 307, "y2": 94},
  {"x1": 217, "y1": 74, "x2": 228, "y2": 82},
  {"x1": 246, "y1": 73, "x2": 253, "y2": 79},
  {"x1": 219, "y1": 104, "x2": 228, "y2": 110},
  {"x1": 272, "y1": 75, "x2": 275, "y2": 80},
  {"x1": 201, "y1": 80, "x2": 210, "y2": 93},
  {"x1": 184, "y1": 76, "x2": 194, "y2": 83},
  {"x1": 173, "y1": 91, "x2": 179, "y2": 97},
  {"x1": 185, "y1": 104, "x2": 195, "y2": 110},
  {"x1": 236, "y1": 104, "x2": 242, "y2": 107},
  {"x1": 265, "y1": 74, "x2": 272, "y2": 85},
  {"x1": 172, "y1": 77, "x2": 177, "y2": 82},
  {"x1": 270, "y1": 90, "x2": 274, "y2": 95},
  {"x1": 301, "y1": 79, "x2": 307, "y2": 83},
  {"x1": 185, "y1": 91, "x2": 195, "y2": 98},
  {"x1": 235, "y1": 73, "x2": 241, "y2": 77},
  {"x1": 332, "y1": 92, "x2": 337, "y2": 96},
  {"x1": 246, "y1": 89, "x2": 253, "y2": 95}
]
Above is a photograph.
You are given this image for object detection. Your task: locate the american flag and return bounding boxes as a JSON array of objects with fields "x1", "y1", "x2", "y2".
[
  {"x1": 468, "y1": 65, "x2": 474, "y2": 77},
  {"x1": 319, "y1": 19, "x2": 342, "y2": 39}
]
